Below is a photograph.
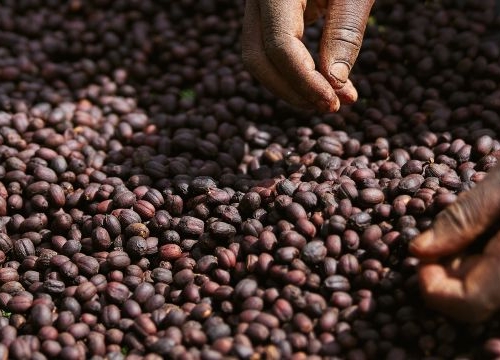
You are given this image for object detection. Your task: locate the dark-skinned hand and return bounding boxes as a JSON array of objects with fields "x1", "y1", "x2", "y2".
[
  {"x1": 410, "y1": 164, "x2": 500, "y2": 323},
  {"x1": 242, "y1": 0, "x2": 374, "y2": 113}
]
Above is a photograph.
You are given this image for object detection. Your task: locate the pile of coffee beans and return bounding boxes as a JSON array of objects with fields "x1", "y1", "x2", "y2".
[{"x1": 0, "y1": 0, "x2": 499, "y2": 358}]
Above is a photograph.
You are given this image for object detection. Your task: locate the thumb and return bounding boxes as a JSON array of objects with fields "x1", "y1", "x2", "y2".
[
  {"x1": 320, "y1": 0, "x2": 374, "y2": 89},
  {"x1": 410, "y1": 165, "x2": 500, "y2": 259}
]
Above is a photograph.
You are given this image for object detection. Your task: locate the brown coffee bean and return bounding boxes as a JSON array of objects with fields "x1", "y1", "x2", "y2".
[
  {"x1": 30, "y1": 304, "x2": 52, "y2": 328},
  {"x1": 190, "y1": 302, "x2": 213, "y2": 321},
  {"x1": 330, "y1": 291, "x2": 353, "y2": 309},
  {"x1": 8, "y1": 294, "x2": 33, "y2": 313},
  {"x1": 316, "y1": 136, "x2": 343, "y2": 155},
  {"x1": 295, "y1": 218, "x2": 317, "y2": 238},
  {"x1": 126, "y1": 236, "x2": 148, "y2": 257},
  {"x1": 13, "y1": 238, "x2": 35, "y2": 259},
  {"x1": 234, "y1": 278, "x2": 258, "y2": 299},
  {"x1": 275, "y1": 246, "x2": 300, "y2": 263},
  {"x1": 133, "y1": 314, "x2": 157, "y2": 337},
  {"x1": 398, "y1": 174, "x2": 425, "y2": 193},
  {"x1": 113, "y1": 190, "x2": 137, "y2": 208},
  {"x1": 177, "y1": 216, "x2": 205, "y2": 236},
  {"x1": 106, "y1": 282, "x2": 131, "y2": 304},
  {"x1": 74, "y1": 255, "x2": 99, "y2": 276},
  {"x1": 0, "y1": 267, "x2": 19, "y2": 284},
  {"x1": 10, "y1": 337, "x2": 32, "y2": 359},
  {"x1": 41, "y1": 339, "x2": 62, "y2": 357},
  {"x1": 293, "y1": 312, "x2": 314, "y2": 333},
  {"x1": 106, "y1": 250, "x2": 131, "y2": 269},
  {"x1": 92, "y1": 226, "x2": 112, "y2": 250},
  {"x1": 147, "y1": 267, "x2": 171, "y2": 286},
  {"x1": 67, "y1": 322, "x2": 90, "y2": 340},
  {"x1": 284, "y1": 202, "x2": 307, "y2": 222},
  {"x1": 358, "y1": 188, "x2": 385, "y2": 207},
  {"x1": 272, "y1": 298, "x2": 293, "y2": 322},
  {"x1": 208, "y1": 221, "x2": 236, "y2": 240},
  {"x1": 132, "y1": 283, "x2": 155, "y2": 305},
  {"x1": 323, "y1": 275, "x2": 350, "y2": 292},
  {"x1": 280, "y1": 231, "x2": 307, "y2": 250},
  {"x1": 300, "y1": 240, "x2": 327, "y2": 264},
  {"x1": 245, "y1": 322, "x2": 269, "y2": 343},
  {"x1": 159, "y1": 244, "x2": 183, "y2": 261},
  {"x1": 124, "y1": 222, "x2": 150, "y2": 239},
  {"x1": 87, "y1": 331, "x2": 106, "y2": 356},
  {"x1": 214, "y1": 247, "x2": 236, "y2": 269},
  {"x1": 75, "y1": 281, "x2": 97, "y2": 302},
  {"x1": 283, "y1": 269, "x2": 307, "y2": 286},
  {"x1": 338, "y1": 254, "x2": 360, "y2": 276},
  {"x1": 133, "y1": 199, "x2": 156, "y2": 220}
]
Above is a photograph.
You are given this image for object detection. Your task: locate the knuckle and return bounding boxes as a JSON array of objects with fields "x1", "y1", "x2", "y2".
[
  {"x1": 329, "y1": 26, "x2": 364, "y2": 50},
  {"x1": 263, "y1": 34, "x2": 289, "y2": 60},
  {"x1": 436, "y1": 203, "x2": 468, "y2": 234}
]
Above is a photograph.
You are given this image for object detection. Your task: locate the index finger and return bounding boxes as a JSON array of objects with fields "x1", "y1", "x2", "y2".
[
  {"x1": 260, "y1": 0, "x2": 340, "y2": 112},
  {"x1": 242, "y1": 0, "x2": 314, "y2": 110},
  {"x1": 419, "y1": 254, "x2": 500, "y2": 323},
  {"x1": 410, "y1": 165, "x2": 500, "y2": 259}
]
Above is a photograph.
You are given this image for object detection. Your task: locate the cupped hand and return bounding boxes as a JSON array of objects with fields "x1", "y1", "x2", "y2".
[
  {"x1": 241, "y1": 0, "x2": 374, "y2": 113},
  {"x1": 410, "y1": 165, "x2": 500, "y2": 323}
]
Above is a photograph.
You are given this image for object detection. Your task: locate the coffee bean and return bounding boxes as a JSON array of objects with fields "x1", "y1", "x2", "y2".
[
  {"x1": 301, "y1": 240, "x2": 327, "y2": 264},
  {"x1": 8, "y1": 294, "x2": 33, "y2": 313},
  {"x1": 323, "y1": 275, "x2": 351, "y2": 292},
  {"x1": 177, "y1": 216, "x2": 204, "y2": 236},
  {"x1": 272, "y1": 298, "x2": 293, "y2": 322},
  {"x1": 105, "y1": 282, "x2": 130, "y2": 304},
  {"x1": 358, "y1": 188, "x2": 385, "y2": 207},
  {"x1": 398, "y1": 174, "x2": 425, "y2": 194}
]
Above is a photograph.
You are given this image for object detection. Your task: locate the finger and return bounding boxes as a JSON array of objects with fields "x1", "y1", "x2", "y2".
[
  {"x1": 335, "y1": 78, "x2": 357, "y2": 104},
  {"x1": 420, "y1": 255, "x2": 500, "y2": 323},
  {"x1": 418, "y1": 263, "x2": 469, "y2": 321},
  {"x1": 320, "y1": 0, "x2": 374, "y2": 89},
  {"x1": 259, "y1": 0, "x2": 340, "y2": 112},
  {"x1": 463, "y1": 255, "x2": 500, "y2": 322},
  {"x1": 242, "y1": 0, "x2": 313, "y2": 109},
  {"x1": 410, "y1": 165, "x2": 500, "y2": 259},
  {"x1": 483, "y1": 226, "x2": 500, "y2": 255}
]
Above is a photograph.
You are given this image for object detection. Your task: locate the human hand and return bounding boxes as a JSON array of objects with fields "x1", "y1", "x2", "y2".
[
  {"x1": 241, "y1": 0, "x2": 374, "y2": 113},
  {"x1": 410, "y1": 165, "x2": 500, "y2": 323}
]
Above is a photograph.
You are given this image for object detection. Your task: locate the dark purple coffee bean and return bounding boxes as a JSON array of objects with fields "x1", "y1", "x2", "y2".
[
  {"x1": 208, "y1": 221, "x2": 237, "y2": 240},
  {"x1": 30, "y1": 304, "x2": 52, "y2": 328},
  {"x1": 301, "y1": 240, "x2": 327, "y2": 264}
]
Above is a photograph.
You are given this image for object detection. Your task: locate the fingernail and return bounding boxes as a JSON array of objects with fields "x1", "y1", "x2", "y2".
[{"x1": 328, "y1": 62, "x2": 350, "y2": 87}]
